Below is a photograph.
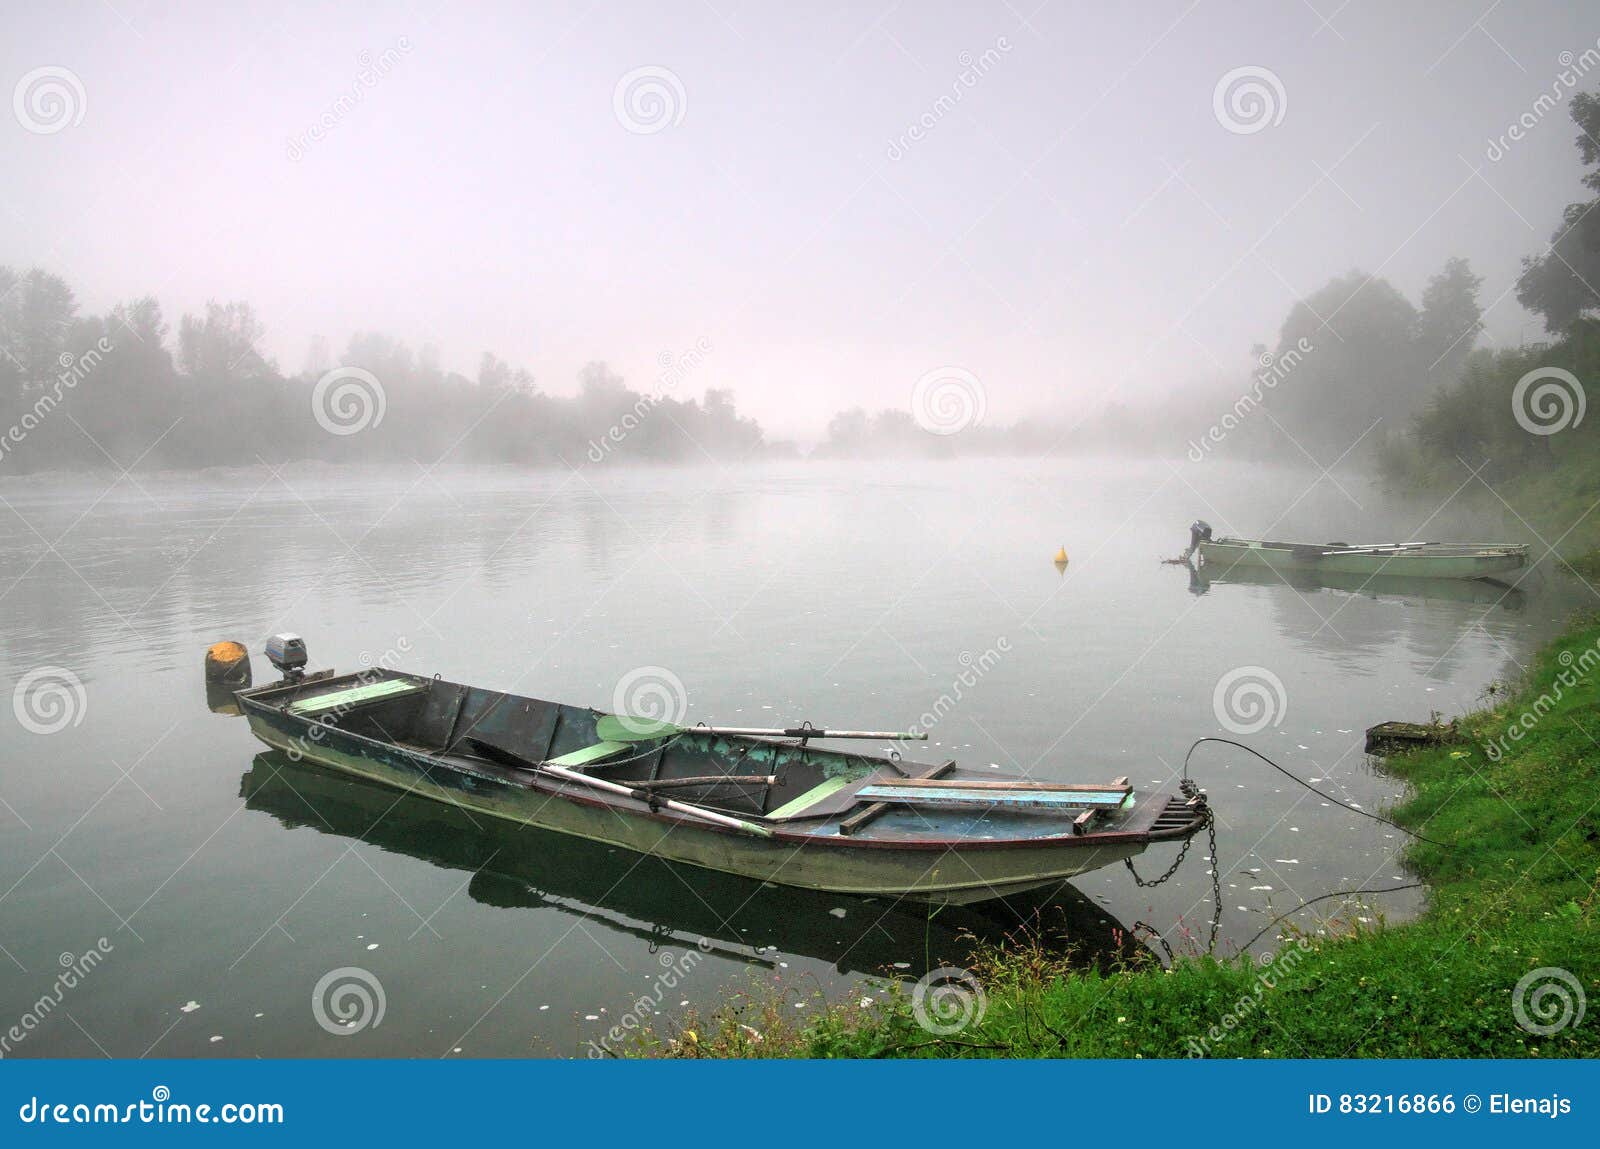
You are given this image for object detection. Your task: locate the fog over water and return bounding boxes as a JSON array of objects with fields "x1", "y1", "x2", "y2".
[{"x1": 3, "y1": 2, "x2": 1597, "y2": 441}]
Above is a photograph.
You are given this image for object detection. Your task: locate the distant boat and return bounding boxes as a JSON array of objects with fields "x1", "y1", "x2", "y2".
[
  {"x1": 1198, "y1": 535, "x2": 1528, "y2": 581},
  {"x1": 235, "y1": 637, "x2": 1210, "y2": 905}
]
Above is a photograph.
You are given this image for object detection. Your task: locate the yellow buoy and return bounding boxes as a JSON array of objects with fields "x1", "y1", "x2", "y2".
[{"x1": 1053, "y1": 546, "x2": 1068, "y2": 565}]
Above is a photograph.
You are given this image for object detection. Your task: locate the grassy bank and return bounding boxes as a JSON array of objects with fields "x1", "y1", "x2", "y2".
[{"x1": 646, "y1": 610, "x2": 1600, "y2": 1058}]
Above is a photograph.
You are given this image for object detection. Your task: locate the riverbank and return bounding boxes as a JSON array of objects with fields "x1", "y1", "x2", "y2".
[{"x1": 648, "y1": 603, "x2": 1600, "y2": 1058}]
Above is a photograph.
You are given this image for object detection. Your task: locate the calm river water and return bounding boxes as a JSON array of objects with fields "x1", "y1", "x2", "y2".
[{"x1": 0, "y1": 458, "x2": 1586, "y2": 1056}]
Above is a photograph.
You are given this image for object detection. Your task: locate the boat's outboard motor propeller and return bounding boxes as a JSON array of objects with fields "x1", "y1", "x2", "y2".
[
  {"x1": 1183, "y1": 520, "x2": 1213, "y2": 562},
  {"x1": 265, "y1": 633, "x2": 308, "y2": 683}
]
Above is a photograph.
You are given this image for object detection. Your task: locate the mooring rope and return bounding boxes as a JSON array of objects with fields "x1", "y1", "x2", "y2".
[
  {"x1": 1236, "y1": 882, "x2": 1426, "y2": 952},
  {"x1": 1120, "y1": 737, "x2": 1450, "y2": 957},
  {"x1": 1182, "y1": 736, "x2": 1452, "y2": 847}
]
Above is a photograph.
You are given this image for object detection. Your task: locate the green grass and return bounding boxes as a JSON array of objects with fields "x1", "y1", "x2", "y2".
[{"x1": 641, "y1": 611, "x2": 1600, "y2": 1058}]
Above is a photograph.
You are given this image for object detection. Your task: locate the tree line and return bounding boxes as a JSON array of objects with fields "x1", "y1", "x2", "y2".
[
  {"x1": 0, "y1": 279, "x2": 771, "y2": 473},
  {"x1": 1377, "y1": 90, "x2": 1600, "y2": 489},
  {"x1": 7, "y1": 90, "x2": 1595, "y2": 475}
]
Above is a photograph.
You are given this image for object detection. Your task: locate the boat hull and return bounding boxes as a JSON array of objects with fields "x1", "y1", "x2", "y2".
[
  {"x1": 1198, "y1": 540, "x2": 1526, "y2": 580},
  {"x1": 244, "y1": 706, "x2": 1150, "y2": 905}
]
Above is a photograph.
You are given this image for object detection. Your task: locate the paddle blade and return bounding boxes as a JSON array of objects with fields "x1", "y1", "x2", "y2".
[{"x1": 595, "y1": 714, "x2": 683, "y2": 742}]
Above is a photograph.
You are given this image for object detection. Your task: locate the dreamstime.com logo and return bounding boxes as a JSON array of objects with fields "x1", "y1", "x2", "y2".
[
  {"x1": 1512, "y1": 366, "x2": 1586, "y2": 436},
  {"x1": 586, "y1": 940, "x2": 712, "y2": 1057},
  {"x1": 1187, "y1": 337, "x2": 1315, "y2": 461},
  {"x1": 0, "y1": 338, "x2": 114, "y2": 467},
  {"x1": 17, "y1": 1086, "x2": 283, "y2": 1126},
  {"x1": 586, "y1": 337, "x2": 714, "y2": 463},
  {"x1": 911, "y1": 367, "x2": 986, "y2": 435},
  {"x1": 1484, "y1": 638, "x2": 1600, "y2": 761},
  {"x1": 885, "y1": 37, "x2": 1012, "y2": 160},
  {"x1": 611, "y1": 666, "x2": 689, "y2": 736},
  {"x1": 12, "y1": 66, "x2": 86, "y2": 134},
  {"x1": 1512, "y1": 967, "x2": 1585, "y2": 1036},
  {"x1": 12, "y1": 666, "x2": 87, "y2": 735},
  {"x1": 282, "y1": 642, "x2": 410, "y2": 763},
  {"x1": 907, "y1": 639, "x2": 1011, "y2": 739},
  {"x1": 911, "y1": 966, "x2": 987, "y2": 1036},
  {"x1": 1212, "y1": 66, "x2": 1286, "y2": 134},
  {"x1": 312, "y1": 966, "x2": 386, "y2": 1036},
  {"x1": 1485, "y1": 41, "x2": 1600, "y2": 162},
  {"x1": 1, "y1": 939, "x2": 113, "y2": 1059},
  {"x1": 312, "y1": 366, "x2": 387, "y2": 436},
  {"x1": 285, "y1": 38, "x2": 412, "y2": 161},
  {"x1": 1186, "y1": 937, "x2": 1315, "y2": 1057},
  {"x1": 613, "y1": 66, "x2": 686, "y2": 134},
  {"x1": 1212, "y1": 665, "x2": 1287, "y2": 735}
]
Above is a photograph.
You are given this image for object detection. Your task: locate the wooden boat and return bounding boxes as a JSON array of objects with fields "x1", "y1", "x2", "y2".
[
  {"x1": 235, "y1": 654, "x2": 1209, "y2": 906},
  {"x1": 1198, "y1": 536, "x2": 1528, "y2": 581}
]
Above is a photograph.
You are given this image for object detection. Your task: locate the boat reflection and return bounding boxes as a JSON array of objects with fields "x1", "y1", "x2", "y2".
[
  {"x1": 1186, "y1": 559, "x2": 1524, "y2": 610},
  {"x1": 238, "y1": 752, "x2": 1143, "y2": 978}
]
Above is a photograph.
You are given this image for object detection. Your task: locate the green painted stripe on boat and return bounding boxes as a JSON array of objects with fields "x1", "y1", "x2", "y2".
[
  {"x1": 547, "y1": 741, "x2": 629, "y2": 767},
  {"x1": 766, "y1": 774, "x2": 857, "y2": 820},
  {"x1": 288, "y1": 679, "x2": 423, "y2": 714}
]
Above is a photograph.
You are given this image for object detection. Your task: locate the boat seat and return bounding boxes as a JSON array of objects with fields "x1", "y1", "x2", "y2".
[
  {"x1": 765, "y1": 775, "x2": 861, "y2": 821},
  {"x1": 546, "y1": 741, "x2": 630, "y2": 769},
  {"x1": 287, "y1": 678, "x2": 425, "y2": 715},
  {"x1": 855, "y1": 780, "x2": 1132, "y2": 812}
]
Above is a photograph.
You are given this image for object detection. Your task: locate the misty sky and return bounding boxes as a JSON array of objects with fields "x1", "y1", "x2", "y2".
[{"x1": 3, "y1": 1, "x2": 1596, "y2": 435}]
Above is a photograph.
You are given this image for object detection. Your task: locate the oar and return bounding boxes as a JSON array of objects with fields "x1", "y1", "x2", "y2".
[
  {"x1": 633, "y1": 774, "x2": 778, "y2": 791},
  {"x1": 540, "y1": 763, "x2": 774, "y2": 838},
  {"x1": 595, "y1": 715, "x2": 927, "y2": 744},
  {"x1": 1319, "y1": 542, "x2": 1433, "y2": 555},
  {"x1": 463, "y1": 736, "x2": 773, "y2": 839}
]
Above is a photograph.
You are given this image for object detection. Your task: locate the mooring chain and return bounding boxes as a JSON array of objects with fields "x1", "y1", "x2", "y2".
[
  {"x1": 1122, "y1": 807, "x2": 1221, "y2": 955},
  {"x1": 1123, "y1": 809, "x2": 1204, "y2": 887},
  {"x1": 1204, "y1": 814, "x2": 1220, "y2": 953}
]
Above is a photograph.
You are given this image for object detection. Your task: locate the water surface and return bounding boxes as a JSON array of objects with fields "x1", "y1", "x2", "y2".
[{"x1": 0, "y1": 458, "x2": 1587, "y2": 1056}]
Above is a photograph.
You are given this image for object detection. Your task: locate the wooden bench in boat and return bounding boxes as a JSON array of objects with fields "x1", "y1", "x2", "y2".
[
  {"x1": 546, "y1": 741, "x2": 631, "y2": 768},
  {"x1": 855, "y1": 775, "x2": 1132, "y2": 814},
  {"x1": 287, "y1": 678, "x2": 426, "y2": 715}
]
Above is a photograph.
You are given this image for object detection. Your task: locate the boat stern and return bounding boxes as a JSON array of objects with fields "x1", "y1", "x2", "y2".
[{"x1": 1146, "y1": 780, "x2": 1211, "y2": 842}]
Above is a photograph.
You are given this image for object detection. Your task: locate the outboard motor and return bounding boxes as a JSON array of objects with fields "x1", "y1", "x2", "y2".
[
  {"x1": 1183, "y1": 520, "x2": 1213, "y2": 561},
  {"x1": 265, "y1": 633, "x2": 308, "y2": 682}
]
